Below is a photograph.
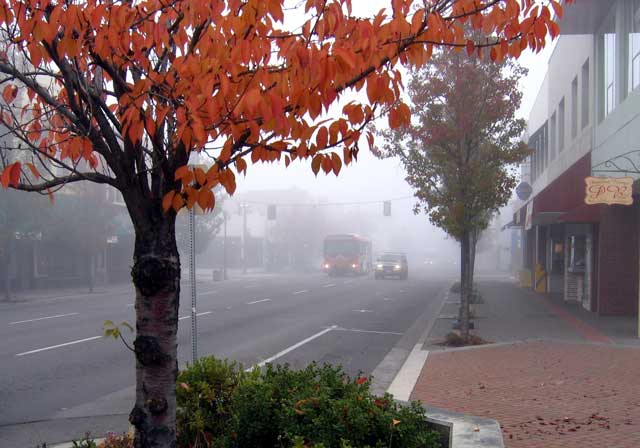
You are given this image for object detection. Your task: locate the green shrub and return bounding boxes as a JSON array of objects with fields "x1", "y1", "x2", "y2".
[
  {"x1": 71, "y1": 433, "x2": 97, "y2": 448},
  {"x1": 99, "y1": 432, "x2": 134, "y2": 448},
  {"x1": 177, "y1": 358, "x2": 441, "y2": 448},
  {"x1": 176, "y1": 357, "x2": 251, "y2": 447}
]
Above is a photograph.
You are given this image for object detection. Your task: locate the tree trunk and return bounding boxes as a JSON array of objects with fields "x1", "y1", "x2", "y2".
[
  {"x1": 128, "y1": 210, "x2": 180, "y2": 448},
  {"x1": 459, "y1": 231, "x2": 472, "y2": 341}
]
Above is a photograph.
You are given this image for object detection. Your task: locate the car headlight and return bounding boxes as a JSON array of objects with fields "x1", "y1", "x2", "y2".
[
  {"x1": 324, "y1": 263, "x2": 330, "y2": 269},
  {"x1": 394, "y1": 264, "x2": 401, "y2": 270},
  {"x1": 376, "y1": 264, "x2": 383, "y2": 269},
  {"x1": 351, "y1": 263, "x2": 357, "y2": 269}
]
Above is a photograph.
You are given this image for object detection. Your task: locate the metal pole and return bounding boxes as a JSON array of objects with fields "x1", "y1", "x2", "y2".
[
  {"x1": 189, "y1": 207, "x2": 198, "y2": 363},
  {"x1": 223, "y1": 211, "x2": 227, "y2": 280}
]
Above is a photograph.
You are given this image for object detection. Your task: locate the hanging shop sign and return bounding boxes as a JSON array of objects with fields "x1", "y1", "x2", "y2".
[{"x1": 584, "y1": 176, "x2": 634, "y2": 205}]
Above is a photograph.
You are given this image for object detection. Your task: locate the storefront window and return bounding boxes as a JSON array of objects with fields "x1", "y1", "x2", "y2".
[
  {"x1": 629, "y1": 1, "x2": 640, "y2": 92},
  {"x1": 602, "y1": 16, "x2": 616, "y2": 116}
]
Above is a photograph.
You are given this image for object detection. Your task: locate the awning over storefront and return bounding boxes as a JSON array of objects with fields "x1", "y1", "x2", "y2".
[
  {"x1": 559, "y1": 203, "x2": 605, "y2": 224},
  {"x1": 513, "y1": 154, "x2": 596, "y2": 227}
]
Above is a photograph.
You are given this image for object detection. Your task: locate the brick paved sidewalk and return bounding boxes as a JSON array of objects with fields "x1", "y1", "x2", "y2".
[
  {"x1": 410, "y1": 279, "x2": 640, "y2": 447},
  {"x1": 412, "y1": 341, "x2": 640, "y2": 447}
]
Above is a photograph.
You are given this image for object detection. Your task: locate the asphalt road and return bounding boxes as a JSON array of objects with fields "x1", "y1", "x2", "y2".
[{"x1": 0, "y1": 269, "x2": 451, "y2": 429}]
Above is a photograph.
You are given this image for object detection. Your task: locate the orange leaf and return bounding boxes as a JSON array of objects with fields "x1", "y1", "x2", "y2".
[
  {"x1": 316, "y1": 126, "x2": 328, "y2": 149},
  {"x1": 311, "y1": 154, "x2": 322, "y2": 176},
  {"x1": 550, "y1": 0, "x2": 563, "y2": 19},
  {"x1": 26, "y1": 162, "x2": 40, "y2": 179},
  {"x1": 2, "y1": 85, "x2": 17, "y2": 104},
  {"x1": 236, "y1": 157, "x2": 247, "y2": 175},
  {"x1": 162, "y1": 191, "x2": 176, "y2": 212},
  {"x1": 175, "y1": 165, "x2": 190, "y2": 181},
  {"x1": 194, "y1": 167, "x2": 207, "y2": 186},
  {"x1": 331, "y1": 152, "x2": 342, "y2": 176},
  {"x1": 355, "y1": 377, "x2": 368, "y2": 385},
  {"x1": 171, "y1": 193, "x2": 184, "y2": 212}
]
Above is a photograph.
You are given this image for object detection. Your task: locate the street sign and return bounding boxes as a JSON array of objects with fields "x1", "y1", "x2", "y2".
[
  {"x1": 515, "y1": 182, "x2": 533, "y2": 201},
  {"x1": 585, "y1": 176, "x2": 634, "y2": 205}
]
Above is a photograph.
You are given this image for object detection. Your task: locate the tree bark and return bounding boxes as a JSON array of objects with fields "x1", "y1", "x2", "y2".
[
  {"x1": 459, "y1": 231, "x2": 472, "y2": 341},
  {"x1": 128, "y1": 207, "x2": 180, "y2": 448}
]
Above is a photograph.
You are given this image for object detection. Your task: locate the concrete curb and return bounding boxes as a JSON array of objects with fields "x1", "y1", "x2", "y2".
[{"x1": 424, "y1": 405, "x2": 504, "y2": 448}]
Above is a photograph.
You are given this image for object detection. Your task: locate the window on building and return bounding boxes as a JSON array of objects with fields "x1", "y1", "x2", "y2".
[
  {"x1": 550, "y1": 112, "x2": 556, "y2": 161},
  {"x1": 571, "y1": 76, "x2": 578, "y2": 139},
  {"x1": 581, "y1": 60, "x2": 590, "y2": 128},
  {"x1": 558, "y1": 97, "x2": 565, "y2": 152},
  {"x1": 603, "y1": 16, "x2": 616, "y2": 116},
  {"x1": 629, "y1": 0, "x2": 640, "y2": 92}
]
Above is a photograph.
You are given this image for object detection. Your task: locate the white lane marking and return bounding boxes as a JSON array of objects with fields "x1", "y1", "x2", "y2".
[
  {"x1": 293, "y1": 290, "x2": 309, "y2": 295},
  {"x1": 244, "y1": 285, "x2": 259, "y2": 289},
  {"x1": 333, "y1": 327, "x2": 404, "y2": 336},
  {"x1": 383, "y1": 297, "x2": 395, "y2": 302},
  {"x1": 322, "y1": 283, "x2": 335, "y2": 288},
  {"x1": 352, "y1": 309, "x2": 373, "y2": 313},
  {"x1": 9, "y1": 312, "x2": 79, "y2": 325},
  {"x1": 251, "y1": 325, "x2": 337, "y2": 369},
  {"x1": 343, "y1": 280, "x2": 354, "y2": 284},
  {"x1": 399, "y1": 290, "x2": 407, "y2": 293},
  {"x1": 200, "y1": 290, "x2": 219, "y2": 296},
  {"x1": 247, "y1": 298, "x2": 271, "y2": 305},
  {"x1": 126, "y1": 303, "x2": 134, "y2": 307},
  {"x1": 16, "y1": 336, "x2": 102, "y2": 357},
  {"x1": 179, "y1": 312, "x2": 212, "y2": 321},
  {"x1": 225, "y1": 306, "x2": 232, "y2": 310},
  {"x1": 387, "y1": 344, "x2": 429, "y2": 401}
]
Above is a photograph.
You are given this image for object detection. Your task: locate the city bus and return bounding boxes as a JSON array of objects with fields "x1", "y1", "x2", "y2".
[{"x1": 322, "y1": 234, "x2": 372, "y2": 276}]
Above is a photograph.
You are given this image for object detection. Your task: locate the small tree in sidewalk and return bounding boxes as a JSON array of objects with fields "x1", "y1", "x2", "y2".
[{"x1": 376, "y1": 47, "x2": 530, "y2": 342}]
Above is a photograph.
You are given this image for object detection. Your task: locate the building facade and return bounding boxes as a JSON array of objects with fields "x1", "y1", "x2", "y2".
[{"x1": 513, "y1": 0, "x2": 640, "y2": 335}]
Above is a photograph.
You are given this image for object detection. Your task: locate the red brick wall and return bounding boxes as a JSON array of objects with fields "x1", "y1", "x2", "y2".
[{"x1": 597, "y1": 204, "x2": 639, "y2": 316}]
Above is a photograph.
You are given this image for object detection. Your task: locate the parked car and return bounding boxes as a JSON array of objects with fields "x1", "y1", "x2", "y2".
[{"x1": 374, "y1": 253, "x2": 408, "y2": 280}]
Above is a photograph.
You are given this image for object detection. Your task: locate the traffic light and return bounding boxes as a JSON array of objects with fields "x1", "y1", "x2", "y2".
[
  {"x1": 267, "y1": 204, "x2": 277, "y2": 220},
  {"x1": 383, "y1": 201, "x2": 391, "y2": 216}
]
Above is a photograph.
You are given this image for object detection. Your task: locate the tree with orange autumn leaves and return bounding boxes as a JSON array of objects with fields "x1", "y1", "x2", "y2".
[{"x1": 0, "y1": 0, "x2": 571, "y2": 446}]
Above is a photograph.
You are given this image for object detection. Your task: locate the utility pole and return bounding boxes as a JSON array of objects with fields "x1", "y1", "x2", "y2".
[
  {"x1": 223, "y1": 211, "x2": 228, "y2": 280},
  {"x1": 241, "y1": 203, "x2": 248, "y2": 275},
  {"x1": 188, "y1": 207, "x2": 198, "y2": 363}
]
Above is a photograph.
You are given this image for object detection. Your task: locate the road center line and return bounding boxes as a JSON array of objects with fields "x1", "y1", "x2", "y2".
[
  {"x1": 334, "y1": 327, "x2": 404, "y2": 336},
  {"x1": 16, "y1": 336, "x2": 102, "y2": 357},
  {"x1": 196, "y1": 311, "x2": 212, "y2": 317},
  {"x1": 322, "y1": 283, "x2": 335, "y2": 288},
  {"x1": 353, "y1": 309, "x2": 373, "y2": 313},
  {"x1": 10, "y1": 312, "x2": 79, "y2": 325},
  {"x1": 178, "y1": 315, "x2": 190, "y2": 321},
  {"x1": 247, "y1": 298, "x2": 271, "y2": 305},
  {"x1": 292, "y1": 290, "x2": 309, "y2": 295},
  {"x1": 251, "y1": 325, "x2": 338, "y2": 369}
]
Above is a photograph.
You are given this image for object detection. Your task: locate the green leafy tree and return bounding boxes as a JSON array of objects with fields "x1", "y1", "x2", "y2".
[{"x1": 376, "y1": 48, "x2": 529, "y2": 341}]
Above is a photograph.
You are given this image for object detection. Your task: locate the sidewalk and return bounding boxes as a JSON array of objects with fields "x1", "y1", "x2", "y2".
[{"x1": 407, "y1": 277, "x2": 640, "y2": 448}]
